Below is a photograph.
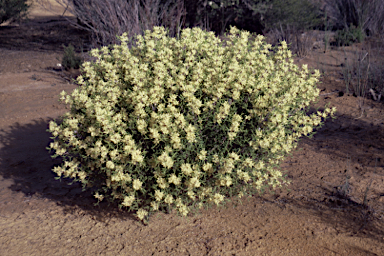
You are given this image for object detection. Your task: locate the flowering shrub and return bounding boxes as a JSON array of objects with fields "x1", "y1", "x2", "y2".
[{"x1": 48, "y1": 26, "x2": 336, "y2": 222}]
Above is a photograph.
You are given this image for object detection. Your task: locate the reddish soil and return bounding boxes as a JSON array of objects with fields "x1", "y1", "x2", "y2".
[{"x1": 0, "y1": 3, "x2": 383, "y2": 256}]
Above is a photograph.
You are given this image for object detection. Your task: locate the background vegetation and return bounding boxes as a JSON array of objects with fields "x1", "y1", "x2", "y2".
[
  {"x1": 324, "y1": 0, "x2": 384, "y2": 36},
  {"x1": 0, "y1": 0, "x2": 30, "y2": 24}
]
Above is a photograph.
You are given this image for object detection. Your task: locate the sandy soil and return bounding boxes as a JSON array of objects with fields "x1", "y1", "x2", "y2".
[{"x1": 0, "y1": 3, "x2": 383, "y2": 256}]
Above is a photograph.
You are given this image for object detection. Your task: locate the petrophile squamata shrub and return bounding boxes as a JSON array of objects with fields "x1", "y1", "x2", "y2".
[{"x1": 48, "y1": 26, "x2": 336, "y2": 222}]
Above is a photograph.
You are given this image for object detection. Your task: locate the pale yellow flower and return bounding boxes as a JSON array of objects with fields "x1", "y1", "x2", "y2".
[
  {"x1": 94, "y1": 192, "x2": 104, "y2": 201},
  {"x1": 106, "y1": 161, "x2": 115, "y2": 170},
  {"x1": 151, "y1": 201, "x2": 159, "y2": 211},
  {"x1": 149, "y1": 128, "x2": 161, "y2": 144},
  {"x1": 228, "y1": 132, "x2": 237, "y2": 141},
  {"x1": 53, "y1": 166, "x2": 65, "y2": 176},
  {"x1": 110, "y1": 133, "x2": 121, "y2": 144},
  {"x1": 202, "y1": 162, "x2": 213, "y2": 173},
  {"x1": 229, "y1": 152, "x2": 240, "y2": 161},
  {"x1": 242, "y1": 158, "x2": 254, "y2": 169},
  {"x1": 178, "y1": 204, "x2": 189, "y2": 216},
  {"x1": 197, "y1": 149, "x2": 207, "y2": 161},
  {"x1": 256, "y1": 161, "x2": 265, "y2": 170},
  {"x1": 168, "y1": 173, "x2": 181, "y2": 186},
  {"x1": 170, "y1": 132, "x2": 182, "y2": 149},
  {"x1": 136, "y1": 119, "x2": 148, "y2": 134},
  {"x1": 187, "y1": 190, "x2": 195, "y2": 200},
  {"x1": 223, "y1": 175, "x2": 233, "y2": 187},
  {"x1": 181, "y1": 163, "x2": 193, "y2": 176},
  {"x1": 136, "y1": 208, "x2": 148, "y2": 220},
  {"x1": 132, "y1": 179, "x2": 142, "y2": 190},
  {"x1": 55, "y1": 147, "x2": 66, "y2": 156},
  {"x1": 187, "y1": 177, "x2": 201, "y2": 188},
  {"x1": 155, "y1": 190, "x2": 164, "y2": 201},
  {"x1": 109, "y1": 149, "x2": 119, "y2": 160},
  {"x1": 185, "y1": 124, "x2": 196, "y2": 143},
  {"x1": 164, "y1": 194, "x2": 174, "y2": 204},
  {"x1": 158, "y1": 151, "x2": 174, "y2": 169},
  {"x1": 157, "y1": 177, "x2": 169, "y2": 189},
  {"x1": 131, "y1": 149, "x2": 144, "y2": 164},
  {"x1": 232, "y1": 90, "x2": 241, "y2": 100},
  {"x1": 237, "y1": 169, "x2": 251, "y2": 182},
  {"x1": 212, "y1": 193, "x2": 225, "y2": 205},
  {"x1": 212, "y1": 154, "x2": 220, "y2": 163},
  {"x1": 122, "y1": 195, "x2": 135, "y2": 207}
]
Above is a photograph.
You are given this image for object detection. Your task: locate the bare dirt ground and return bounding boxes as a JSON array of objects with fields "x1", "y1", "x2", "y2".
[{"x1": 0, "y1": 2, "x2": 383, "y2": 256}]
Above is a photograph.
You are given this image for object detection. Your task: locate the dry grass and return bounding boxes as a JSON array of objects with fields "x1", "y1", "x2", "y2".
[
  {"x1": 36, "y1": 0, "x2": 185, "y2": 47},
  {"x1": 265, "y1": 26, "x2": 316, "y2": 58},
  {"x1": 341, "y1": 35, "x2": 384, "y2": 108}
]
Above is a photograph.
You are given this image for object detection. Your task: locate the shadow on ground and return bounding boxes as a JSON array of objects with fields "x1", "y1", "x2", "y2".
[
  {"x1": 0, "y1": 118, "x2": 138, "y2": 223},
  {"x1": 308, "y1": 103, "x2": 384, "y2": 169},
  {"x1": 265, "y1": 187, "x2": 384, "y2": 245},
  {"x1": 0, "y1": 16, "x2": 91, "y2": 52}
]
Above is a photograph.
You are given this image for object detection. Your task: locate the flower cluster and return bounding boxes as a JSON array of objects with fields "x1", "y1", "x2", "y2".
[{"x1": 48, "y1": 26, "x2": 336, "y2": 222}]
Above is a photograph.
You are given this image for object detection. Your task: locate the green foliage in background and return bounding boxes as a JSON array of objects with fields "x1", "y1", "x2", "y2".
[
  {"x1": 334, "y1": 24, "x2": 365, "y2": 46},
  {"x1": 182, "y1": 0, "x2": 321, "y2": 36},
  {"x1": 183, "y1": 0, "x2": 271, "y2": 35},
  {"x1": 262, "y1": 0, "x2": 321, "y2": 31},
  {"x1": 0, "y1": 0, "x2": 30, "y2": 24},
  {"x1": 61, "y1": 44, "x2": 83, "y2": 70},
  {"x1": 260, "y1": 0, "x2": 322, "y2": 56},
  {"x1": 48, "y1": 26, "x2": 335, "y2": 222},
  {"x1": 324, "y1": 0, "x2": 384, "y2": 36}
]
